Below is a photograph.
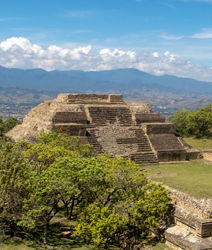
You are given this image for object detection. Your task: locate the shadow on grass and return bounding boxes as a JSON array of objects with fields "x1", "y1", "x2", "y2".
[
  {"x1": 0, "y1": 220, "x2": 167, "y2": 249},
  {"x1": 0, "y1": 221, "x2": 94, "y2": 250}
]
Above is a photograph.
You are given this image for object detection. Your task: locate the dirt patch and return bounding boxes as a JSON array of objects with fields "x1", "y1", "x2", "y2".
[
  {"x1": 203, "y1": 160, "x2": 212, "y2": 165},
  {"x1": 153, "y1": 172, "x2": 178, "y2": 178}
]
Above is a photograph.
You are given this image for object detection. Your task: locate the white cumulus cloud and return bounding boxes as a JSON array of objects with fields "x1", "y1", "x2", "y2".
[{"x1": 0, "y1": 37, "x2": 212, "y2": 82}]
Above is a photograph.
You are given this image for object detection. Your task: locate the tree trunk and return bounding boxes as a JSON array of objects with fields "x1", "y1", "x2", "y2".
[
  {"x1": 66, "y1": 204, "x2": 69, "y2": 218},
  {"x1": 68, "y1": 198, "x2": 75, "y2": 220},
  {"x1": 43, "y1": 222, "x2": 49, "y2": 245}
]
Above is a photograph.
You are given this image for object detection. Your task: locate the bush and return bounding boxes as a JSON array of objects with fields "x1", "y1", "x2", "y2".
[
  {"x1": 170, "y1": 104, "x2": 212, "y2": 138},
  {"x1": 0, "y1": 117, "x2": 20, "y2": 137}
]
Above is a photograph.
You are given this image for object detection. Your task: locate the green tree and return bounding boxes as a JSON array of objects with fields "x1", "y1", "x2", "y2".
[
  {"x1": 3, "y1": 117, "x2": 21, "y2": 134},
  {"x1": 0, "y1": 117, "x2": 5, "y2": 137},
  {"x1": 24, "y1": 132, "x2": 92, "y2": 171},
  {"x1": 18, "y1": 172, "x2": 62, "y2": 244},
  {"x1": 0, "y1": 132, "x2": 93, "y2": 243},
  {"x1": 0, "y1": 133, "x2": 171, "y2": 248},
  {"x1": 75, "y1": 155, "x2": 171, "y2": 248},
  {"x1": 17, "y1": 133, "x2": 93, "y2": 244},
  {"x1": 169, "y1": 110, "x2": 191, "y2": 136},
  {"x1": 75, "y1": 203, "x2": 127, "y2": 247},
  {"x1": 187, "y1": 104, "x2": 212, "y2": 138},
  {"x1": 170, "y1": 104, "x2": 212, "y2": 138},
  {"x1": 19, "y1": 156, "x2": 107, "y2": 244},
  {"x1": 0, "y1": 117, "x2": 20, "y2": 137},
  {"x1": 0, "y1": 138, "x2": 30, "y2": 233}
]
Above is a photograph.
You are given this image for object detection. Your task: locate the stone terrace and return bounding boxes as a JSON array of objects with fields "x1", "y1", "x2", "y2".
[
  {"x1": 165, "y1": 186, "x2": 212, "y2": 249},
  {"x1": 7, "y1": 93, "x2": 199, "y2": 164}
]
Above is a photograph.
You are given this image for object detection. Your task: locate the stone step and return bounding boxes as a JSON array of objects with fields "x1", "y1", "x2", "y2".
[
  {"x1": 137, "y1": 143, "x2": 151, "y2": 146},
  {"x1": 88, "y1": 107, "x2": 133, "y2": 125},
  {"x1": 89, "y1": 116, "x2": 131, "y2": 118},
  {"x1": 174, "y1": 206, "x2": 212, "y2": 238},
  {"x1": 130, "y1": 153, "x2": 158, "y2": 164},
  {"x1": 137, "y1": 149, "x2": 152, "y2": 152},
  {"x1": 165, "y1": 225, "x2": 212, "y2": 250},
  {"x1": 86, "y1": 129, "x2": 103, "y2": 153},
  {"x1": 137, "y1": 143, "x2": 152, "y2": 146},
  {"x1": 137, "y1": 142, "x2": 151, "y2": 145}
]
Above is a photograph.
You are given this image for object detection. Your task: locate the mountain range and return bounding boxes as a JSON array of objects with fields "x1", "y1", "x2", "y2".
[
  {"x1": 0, "y1": 66, "x2": 212, "y2": 95},
  {"x1": 0, "y1": 66, "x2": 211, "y2": 119}
]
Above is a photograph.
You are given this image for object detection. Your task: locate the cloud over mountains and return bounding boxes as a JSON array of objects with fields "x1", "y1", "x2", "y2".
[{"x1": 0, "y1": 37, "x2": 212, "y2": 82}]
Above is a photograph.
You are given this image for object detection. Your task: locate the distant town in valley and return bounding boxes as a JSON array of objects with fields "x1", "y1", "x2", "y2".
[{"x1": 0, "y1": 88, "x2": 211, "y2": 120}]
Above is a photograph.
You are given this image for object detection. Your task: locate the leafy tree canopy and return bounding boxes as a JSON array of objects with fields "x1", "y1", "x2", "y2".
[
  {"x1": 0, "y1": 117, "x2": 20, "y2": 137},
  {"x1": 0, "y1": 132, "x2": 171, "y2": 248},
  {"x1": 170, "y1": 104, "x2": 212, "y2": 138}
]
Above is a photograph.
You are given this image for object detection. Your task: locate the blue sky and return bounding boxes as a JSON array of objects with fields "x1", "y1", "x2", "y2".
[{"x1": 0, "y1": 0, "x2": 212, "y2": 81}]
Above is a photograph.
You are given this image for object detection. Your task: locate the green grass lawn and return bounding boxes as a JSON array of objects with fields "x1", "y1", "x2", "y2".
[
  {"x1": 0, "y1": 244, "x2": 93, "y2": 250},
  {"x1": 144, "y1": 159, "x2": 212, "y2": 199},
  {"x1": 0, "y1": 243, "x2": 170, "y2": 250},
  {"x1": 0, "y1": 238, "x2": 94, "y2": 250},
  {"x1": 0, "y1": 217, "x2": 171, "y2": 249},
  {"x1": 0, "y1": 230, "x2": 170, "y2": 250},
  {"x1": 0, "y1": 244, "x2": 35, "y2": 250},
  {"x1": 184, "y1": 137, "x2": 212, "y2": 150},
  {"x1": 151, "y1": 243, "x2": 172, "y2": 250},
  {"x1": 0, "y1": 238, "x2": 170, "y2": 250}
]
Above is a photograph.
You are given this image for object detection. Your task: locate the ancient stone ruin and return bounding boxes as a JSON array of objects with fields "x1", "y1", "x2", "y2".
[
  {"x1": 165, "y1": 187, "x2": 212, "y2": 249},
  {"x1": 7, "y1": 93, "x2": 199, "y2": 164}
]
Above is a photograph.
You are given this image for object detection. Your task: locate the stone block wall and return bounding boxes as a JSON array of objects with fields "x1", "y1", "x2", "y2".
[
  {"x1": 142, "y1": 123, "x2": 188, "y2": 162},
  {"x1": 202, "y1": 151, "x2": 212, "y2": 161},
  {"x1": 57, "y1": 93, "x2": 124, "y2": 104},
  {"x1": 166, "y1": 186, "x2": 212, "y2": 219},
  {"x1": 145, "y1": 123, "x2": 176, "y2": 134},
  {"x1": 53, "y1": 111, "x2": 87, "y2": 124},
  {"x1": 87, "y1": 106, "x2": 132, "y2": 126},
  {"x1": 52, "y1": 124, "x2": 87, "y2": 136},
  {"x1": 165, "y1": 186, "x2": 212, "y2": 249},
  {"x1": 135, "y1": 113, "x2": 165, "y2": 124},
  {"x1": 108, "y1": 94, "x2": 124, "y2": 103}
]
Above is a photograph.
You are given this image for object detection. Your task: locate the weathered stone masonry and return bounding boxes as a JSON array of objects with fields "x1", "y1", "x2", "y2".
[
  {"x1": 165, "y1": 186, "x2": 212, "y2": 249},
  {"x1": 7, "y1": 93, "x2": 199, "y2": 164}
]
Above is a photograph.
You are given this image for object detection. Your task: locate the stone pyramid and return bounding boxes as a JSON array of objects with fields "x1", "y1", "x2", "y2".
[{"x1": 7, "y1": 93, "x2": 199, "y2": 164}]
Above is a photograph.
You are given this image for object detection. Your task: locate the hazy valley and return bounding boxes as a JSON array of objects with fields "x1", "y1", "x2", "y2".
[{"x1": 0, "y1": 66, "x2": 212, "y2": 119}]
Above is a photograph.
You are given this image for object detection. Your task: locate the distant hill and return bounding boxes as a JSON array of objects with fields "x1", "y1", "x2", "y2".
[
  {"x1": 0, "y1": 86, "x2": 57, "y2": 104},
  {"x1": 0, "y1": 66, "x2": 212, "y2": 119},
  {"x1": 0, "y1": 66, "x2": 212, "y2": 94}
]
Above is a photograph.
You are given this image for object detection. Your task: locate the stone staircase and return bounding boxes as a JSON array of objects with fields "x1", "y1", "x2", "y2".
[
  {"x1": 166, "y1": 225, "x2": 212, "y2": 249},
  {"x1": 115, "y1": 127, "x2": 158, "y2": 164},
  {"x1": 165, "y1": 188, "x2": 212, "y2": 249},
  {"x1": 130, "y1": 152, "x2": 158, "y2": 164},
  {"x1": 88, "y1": 106, "x2": 132, "y2": 126},
  {"x1": 84, "y1": 125, "x2": 159, "y2": 164},
  {"x1": 86, "y1": 128, "x2": 103, "y2": 154},
  {"x1": 134, "y1": 129, "x2": 153, "y2": 152},
  {"x1": 130, "y1": 128, "x2": 158, "y2": 164}
]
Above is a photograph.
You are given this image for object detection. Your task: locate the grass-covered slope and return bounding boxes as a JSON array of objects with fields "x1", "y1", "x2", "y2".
[
  {"x1": 184, "y1": 137, "x2": 212, "y2": 150},
  {"x1": 145, "y1": 159, "x2": 212, "y2": 199}
]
